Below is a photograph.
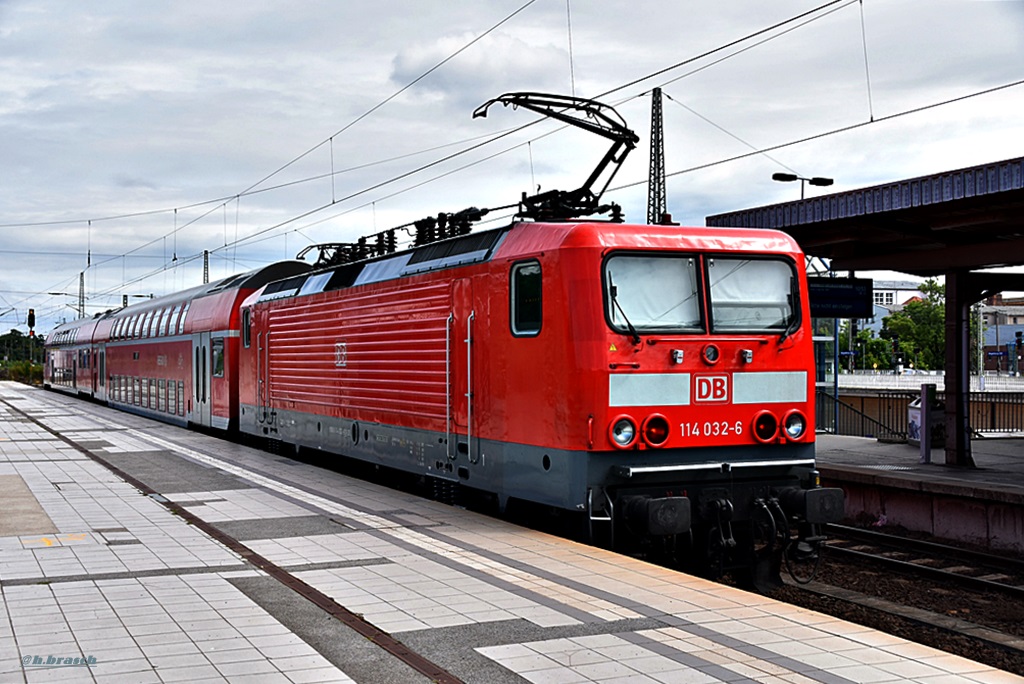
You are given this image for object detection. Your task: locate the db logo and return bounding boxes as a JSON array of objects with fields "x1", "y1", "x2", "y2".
[{"x1": 695, "y1": 375, "x2": 729, "y2": 403}]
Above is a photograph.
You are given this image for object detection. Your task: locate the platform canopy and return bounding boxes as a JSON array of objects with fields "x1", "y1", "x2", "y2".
[
  {"x1": 707, "y1": 157, "x2": 1024, "y2": 277},
  {"x1": 707, "y1": 156, "x2": 1024, "y2": 468}
]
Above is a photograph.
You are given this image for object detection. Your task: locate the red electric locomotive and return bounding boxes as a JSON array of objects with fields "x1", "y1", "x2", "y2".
[
  {"x1": 236, "y1": 93, "x2": 843, "y2": 580},
  {"x1": 237, "y1": 218, "x2": 841, "y2": 579}
]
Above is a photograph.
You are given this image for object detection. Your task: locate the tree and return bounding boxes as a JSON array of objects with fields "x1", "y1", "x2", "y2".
[
  {"x1": 0, "y1": 329, "x2": 43, "y2": 363},
  {"x1": 881, "y1": 279, "x2": 944, "y2": 370},
  {"x1": 0, "y1": 329, "x2": 44, "y2": 385},
  {"x1": 839, "y1": 323, "x2": 893, "y2": 371}
]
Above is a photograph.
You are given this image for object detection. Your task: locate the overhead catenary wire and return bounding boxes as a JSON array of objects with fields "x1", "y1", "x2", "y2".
[
  {"x1": 24, "y1": 76, "x2": 1024, "y2": 316},
  {"x1": 122, "y1": 75, "x2": 1024, "y2": 285},
  {"x1": 612, "y1": 78, "x2": 1024, "y2": 194},
  {"x1": 594, "y1": 0, "x2": 851, "y2": 101},
  {"x1": 235, "y1": 0, "x2": 542, "y2": 199},
  {"x1": 624, "y1": 0, "x2": 857, "y2": 96},
  {"x1": 4, "y1": 0, "x2": 857, "y2": 314},
  {"x1": 859, "y1": 0, "x2": 875, "y2": 122},
  {"x1": 174, "y1": 0, "x2": 858, "y2": 260},
  {"x1": 10, "y1": 0, "x2": 1018, "y2": 323},
  {"x1": 566, "y1": 0, "x2": 576, "y2": 97},
  {"x1": 661, "y1": 92, "x2": 800, "y2": 176},
  {"x1": 2, "y1": 0, "x2": 854, "y2": 239}
]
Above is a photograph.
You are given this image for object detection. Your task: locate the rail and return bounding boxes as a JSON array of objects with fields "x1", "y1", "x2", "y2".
[{"x1": 825, "y1": 524, "x2": 1024, "y2": 600}]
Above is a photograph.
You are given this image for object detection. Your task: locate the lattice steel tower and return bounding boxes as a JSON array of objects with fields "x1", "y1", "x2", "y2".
[{"x1": 647, "y1": 87, "x2": 667, "y2": 225}]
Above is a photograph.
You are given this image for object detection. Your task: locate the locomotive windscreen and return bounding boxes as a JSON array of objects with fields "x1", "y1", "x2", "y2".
[
  {"x1": 707, "y1": 257, "x2": 797, "y2": 332},
  {"x1": 604, "y1": 254, "x2": 702, "y2": 332}
]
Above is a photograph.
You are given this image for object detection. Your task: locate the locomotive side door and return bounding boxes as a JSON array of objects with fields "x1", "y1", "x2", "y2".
[
  {"x1": 450, "y1": 279, "x2": 478, "y2": 463},
  {"x1": 254, "y1": 309, "x2": 273, "y2": 427},
  {"x1": 192, "y1": 332, "x2": 212, "y2": 427}
]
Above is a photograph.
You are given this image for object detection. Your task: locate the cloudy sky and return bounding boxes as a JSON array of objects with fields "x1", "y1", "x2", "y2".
[{"x1": 2, "y1": 0, "x2": 1023, "y2": 334}]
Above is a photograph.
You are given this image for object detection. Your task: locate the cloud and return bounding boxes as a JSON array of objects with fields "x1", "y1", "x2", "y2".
[{"x1": 390, "y1": 30, "x2": 570, "y2": 112}]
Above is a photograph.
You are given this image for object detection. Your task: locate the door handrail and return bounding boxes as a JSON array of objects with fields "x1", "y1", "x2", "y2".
[
  {"x1": 445, "y1": 313, "x2": 454, "y2": 460},
  {"x1": 467, "y1": 311, "x2": 477, "y2": 464}
]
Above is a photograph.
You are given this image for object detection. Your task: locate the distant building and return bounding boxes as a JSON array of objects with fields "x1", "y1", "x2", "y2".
[
  {"x1": 858, "y1": 280, "x2": 922, "y2": 336},
  {"x1": 871, "y1": 280, "x2": 924, "y2": 308},
  {"x1": 981, "y1": 294, "x2": 1024, "y2": 372}
]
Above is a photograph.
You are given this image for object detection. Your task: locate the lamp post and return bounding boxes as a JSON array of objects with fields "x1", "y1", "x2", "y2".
[{"x1": 772, "y1": 172, "x2": 834, "y2": 199}]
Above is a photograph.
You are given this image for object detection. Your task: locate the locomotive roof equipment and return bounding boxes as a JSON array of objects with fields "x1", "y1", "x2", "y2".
[
  {"x1": 297, "y1": 92, "x2": 642, "y2": 272},
  {"x1": 473, "y1": 92, "x2": 640, "y2": 222}
]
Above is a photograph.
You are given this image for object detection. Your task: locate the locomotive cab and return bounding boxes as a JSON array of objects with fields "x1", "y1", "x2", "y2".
[{"x1": 553, "y1": 223, "x2": 845, "y2": 583}]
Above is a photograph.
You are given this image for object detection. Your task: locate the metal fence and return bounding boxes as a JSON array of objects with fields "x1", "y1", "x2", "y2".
[
  {"x1": 970, "y1": 392, "x2": 1024, "y2": 435},
  {"x1": 816, "y1": 389, "x2": 1024, "y2": 441},
  {"x1": 816, "y1": 390, "x2": 907, "y2": 442}
]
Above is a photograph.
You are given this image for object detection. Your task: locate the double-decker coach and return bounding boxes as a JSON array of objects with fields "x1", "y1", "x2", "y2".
[
  {"x1": 45, "y1": 262, "x2": 309, "y2": 429},
  {"x1": 45, "y1": 315, "x2": 104, "y2": 397}
]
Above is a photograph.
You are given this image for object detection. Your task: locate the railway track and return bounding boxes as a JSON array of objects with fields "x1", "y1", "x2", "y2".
[
  {"x1": 824, "y1": 524, "x2": 1024, "y2": 599},
  {"x1": 769, "y1": 524, "x2": 1024, "y2": 675}
]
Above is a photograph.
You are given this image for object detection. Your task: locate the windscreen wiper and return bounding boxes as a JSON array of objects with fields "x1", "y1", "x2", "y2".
[
  {"x1": 778, "y1": 315, "x2": 800, "y2": 344},
  {"x1": 608, "y1": 275, "x2": 641, "y2": 346},
  {"x1": 779, "y1": 280, "x2": 801, "y2": 344}
]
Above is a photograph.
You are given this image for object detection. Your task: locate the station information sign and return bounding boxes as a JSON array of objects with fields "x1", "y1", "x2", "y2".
[{"x1": 808, "y1": 277, "x2": 874, "y2": 319}]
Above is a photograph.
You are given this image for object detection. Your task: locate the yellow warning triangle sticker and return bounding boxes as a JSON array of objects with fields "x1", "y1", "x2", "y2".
[{"x1": 609, "y1": 344, "x2": 618, "y2": 352}]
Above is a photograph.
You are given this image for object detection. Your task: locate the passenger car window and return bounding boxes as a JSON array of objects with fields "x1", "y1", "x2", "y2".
[
  {"x1": 178, "y1": 303, "x2": 190, "y2": 334},
  {"x1": 211, "y1": 338, "x2": 225, "y2": 378}
]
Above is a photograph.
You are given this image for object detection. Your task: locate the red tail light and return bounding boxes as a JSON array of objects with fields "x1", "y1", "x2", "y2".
[
  {"x1": 752, "y1": 410, "x2": 778, "y2": 443},
  {"x1": 642, "y1": 414, "x2": 670, "y2": 447}
]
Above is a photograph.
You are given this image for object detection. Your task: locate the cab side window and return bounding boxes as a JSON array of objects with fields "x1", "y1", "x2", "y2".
[{"x1": 511, "y1": 261, "x2": 542, "y2": 336}]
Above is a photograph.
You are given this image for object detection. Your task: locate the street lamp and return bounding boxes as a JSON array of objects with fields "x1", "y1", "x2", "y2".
[{"x1": 772, "y1": 172, "x2": 834, "y2": 199}]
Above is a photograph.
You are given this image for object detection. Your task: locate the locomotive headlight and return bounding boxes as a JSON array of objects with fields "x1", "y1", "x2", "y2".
[
  {"x1": 609, "y1": 416, "x2": 637, "y2": 449},
  {"x1": 783, "y1": 410, "x2": 807, "y2": 441}
]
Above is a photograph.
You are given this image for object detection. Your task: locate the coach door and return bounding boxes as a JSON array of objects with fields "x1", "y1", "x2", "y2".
[
  {"x1": 192, "y1": 332, "x2": 212, "y2": 427},
  {"x1": 95, "y1": 346, "x2": 106, "y2": 402},
  {"x1": 449, "y1": 279, "x2": 478, "y2": 464}
]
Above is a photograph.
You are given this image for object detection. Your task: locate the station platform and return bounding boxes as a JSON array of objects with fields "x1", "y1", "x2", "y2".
[
  {"x1": 816, "y1": 433, "x2": 1024, "y2": 495},
  {"x1": 815, "y1": 434, "x2": 1024, "y2": 552},
  {"x1": 1, "y1": 380, "x2": 1020, "y2": 684}
]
